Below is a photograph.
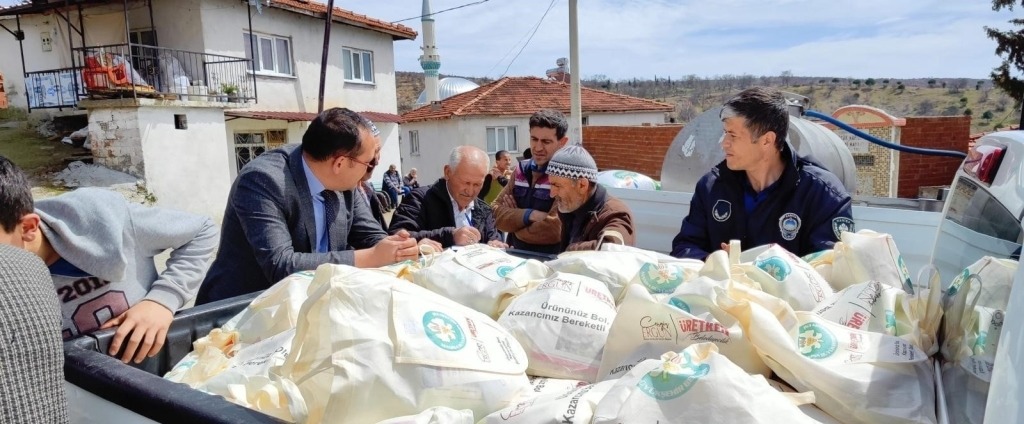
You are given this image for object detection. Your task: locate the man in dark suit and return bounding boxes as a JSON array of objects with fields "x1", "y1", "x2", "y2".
[
  {"x1": 389, "y1": 146, "x2": 506, "y2": 248},
  {"x1": 197, "y1": 108, "x2": 421, "y2": 304}
]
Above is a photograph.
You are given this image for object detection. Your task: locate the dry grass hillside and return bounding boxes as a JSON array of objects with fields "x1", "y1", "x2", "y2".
[{"x1": 394, "y1": 72, "x2": 1020, "y2": 134}]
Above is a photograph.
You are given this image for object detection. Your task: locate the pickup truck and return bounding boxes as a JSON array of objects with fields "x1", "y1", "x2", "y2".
[{"x1": 65, "y1": 124, "x2": 1024, "y2": 423}]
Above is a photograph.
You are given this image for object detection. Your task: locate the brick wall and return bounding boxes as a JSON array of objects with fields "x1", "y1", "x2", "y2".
[
  {"x1": 898, "y1": 116, "x2": 970, "y2": 198},
  {"x1": 582, "y1": 124, "x2": 683, "y2": 179}
]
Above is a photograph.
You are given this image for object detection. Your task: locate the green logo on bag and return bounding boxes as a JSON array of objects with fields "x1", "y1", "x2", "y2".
[
  {"x1": 974, "y1": 331, "x2": 988, "y2": 353},
  {"x1": 798, "y1": 322, "x2": 837, "y2": 359},
  {"x1": 636, "y1": 351, "x2": 709, "y2": 400},
  {"x1": 496, "y1": 265, "x2": 514, "y2": 278},
  {"x1": 668, "y1": 297, "x2": 691, "y2": 313},
  {"x1": 897, "y1": 255, "x2": 912, "y2": 288},
  {"x1": 885, "y1": 310, "x2": 897, "y2": 334},
  {"x1": 422, "y1": 311, "x2": 466, "y2": 351},
  {"x1": 948, "y1": 269, "x2": 970, "y2": 297},
  {"x1": 801, "y1": 250, "x2": 828, "y2": 263},
  {"x1": 639, "y1": 263, "x2": 684, "y2": 294},
  {"x1": 755, "y1": 256, "x2": 791, "y2": 282}
]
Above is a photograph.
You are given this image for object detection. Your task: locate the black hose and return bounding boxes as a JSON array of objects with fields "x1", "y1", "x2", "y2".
[{"x1": 804, "y1": 110, "x2": 968, "y2": 159}]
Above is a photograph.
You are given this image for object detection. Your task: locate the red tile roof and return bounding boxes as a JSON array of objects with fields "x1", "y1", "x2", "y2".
[
  {"x1": 225, "y1": 110, "x2": 403, "y2": 124},
  {"x1": 401, "y1": 77, "x2": 675, "y2": 123},
  {"x1": 970, "y1": 125, "x2": 1019, "y2": 141},
  {"x1": 270, "y1": 0, "x2": 417, "y2": 40}
]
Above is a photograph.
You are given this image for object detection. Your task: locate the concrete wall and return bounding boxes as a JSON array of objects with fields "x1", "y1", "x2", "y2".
[
  {"x1": 582, "y1": 125, "x2": 683, "y2": 179},
  {"x1": 224, "y1": 118, "x2": 401, "y2": 187},
  {"x1": 198, "y1": 0, "x2": 400, "y2": 114},
  {"x1": 89, "y1": 102, "x2": 232, "y2": 221},
  {"x1": 898, "y1": 116, "x2": 971, "y2": 198}
]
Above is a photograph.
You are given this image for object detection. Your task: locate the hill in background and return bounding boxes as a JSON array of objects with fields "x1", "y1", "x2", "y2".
[{"x1": 396, "y1": 71, "x2": 1020, "y2": 134}]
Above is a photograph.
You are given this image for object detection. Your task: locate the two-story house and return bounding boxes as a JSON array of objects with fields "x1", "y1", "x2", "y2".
[{"x1": 0, "y1": 0, "x2": 415, "y2": 221}]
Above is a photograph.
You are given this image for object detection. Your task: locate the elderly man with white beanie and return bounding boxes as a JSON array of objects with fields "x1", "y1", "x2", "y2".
[{"x1": 546, "y1": 144, "x2": 636, "y2": 252}]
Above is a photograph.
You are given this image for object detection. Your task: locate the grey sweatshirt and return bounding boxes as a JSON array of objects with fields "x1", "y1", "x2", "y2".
[{"x1": 35, "y1": 188, "x2": 218, "y2": 338}]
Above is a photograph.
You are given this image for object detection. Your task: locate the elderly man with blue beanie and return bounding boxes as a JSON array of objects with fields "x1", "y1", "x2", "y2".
[{"x1": 546, "y1": 144, "x2": 636, "y2": 252}]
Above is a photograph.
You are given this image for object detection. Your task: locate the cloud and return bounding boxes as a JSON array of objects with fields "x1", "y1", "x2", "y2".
[{"x1": 311, "y1": 0, "x2": 1019, "y2": 79}]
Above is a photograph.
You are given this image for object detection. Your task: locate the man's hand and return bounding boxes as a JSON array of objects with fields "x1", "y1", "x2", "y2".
[
  {"x1": 490, "y1": 166, "x2": 504, "y2": 179},
  {"x1": 101, "y1": 300, "x2": 174, "y2": 364},
  {"x1": 454, "y1": 226, "x2": 482, "y2": 246},
  {"x1": 487, "y1": 239, "x2": 509, "y2": 249},
  {"x1": 417, "y1": 237, "x2": 443, "y2": 253},
  {"x1": 721, "y1": 242, "x2": 729, "y2": 253},
  {"x1": 377, "y1": 230, "x2": 420, "y2": 264},
  {"x1": 498, "y1": 192, "x2": 516, "y2": 208}
]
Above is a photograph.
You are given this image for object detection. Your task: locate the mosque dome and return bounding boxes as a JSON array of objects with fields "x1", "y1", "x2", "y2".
[{"x1": 415, "y1": 77, "x2": 481, "y2": 106}]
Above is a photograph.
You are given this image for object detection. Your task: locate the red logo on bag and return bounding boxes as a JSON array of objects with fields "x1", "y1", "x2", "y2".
[{"x1": 845, "y1": 312, "x2": 868, "y2": 330}]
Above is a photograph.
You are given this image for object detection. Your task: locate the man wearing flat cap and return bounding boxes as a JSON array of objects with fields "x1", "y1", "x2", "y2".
[{"x1": 546, "y1": 144, "x2": 636, "y2": 252}]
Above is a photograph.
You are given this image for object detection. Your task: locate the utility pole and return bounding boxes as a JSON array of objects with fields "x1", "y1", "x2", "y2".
[
  {"x1": 568, "y1": 0, "x2": 582, "y2": 145},
  {"x1": 317, "y1": 0, "x2": 336, "y2": 113}
]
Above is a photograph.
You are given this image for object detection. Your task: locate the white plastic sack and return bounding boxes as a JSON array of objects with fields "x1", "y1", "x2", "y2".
[
  {"x1": 766, "y1": 378, "x2": 843, "y2": 424},
  {"x1": 830, "y1": 230, "x2": 913, "y2": 290},
  {"x1": 522, "y1": 376, "x2": 588, "y2": 399},
  {"x1": 598, "y1": 283, "x2": 768, "y2": 380},
  {"x1": 736, "y1": 243, "x2": 835, "y2": 311},
  {"x1": 373, "y1": 407, "x2": 474, "y2": 424},
  {"x1": 277, "y1": 264, "x2": 531, "y2": 423},
  {"x1": 940, "y1": 256, "x2": 1018, "y2": 424},
  {"x1": 478, "y1": 380, "x2": 615, "y2": 424},
  {"x1": 591, "y1": 344, "x2": 820, "y2": 424},
  {"x1": 164, "y1": 271, "x2": 315, "y2": 385},
  {"x1": 546, "y1": 248, "x2": 660, "y2": 302},
  {"x1": 941, "y1": 357, "x2": 992, "y2": 424},
  {"x1": 497, "y1": 272, "x2": 616, "y2": 381},
  {"x1": 720, "y1": 283, "x2": 937, "y2": 424},
  {"x1": 411, "y1": 244, "x2": 550, "y2": 318}
]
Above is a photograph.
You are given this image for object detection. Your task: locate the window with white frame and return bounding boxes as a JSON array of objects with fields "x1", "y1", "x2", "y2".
[
  {"x1": 409, "y1": 130, "x2": 420, "y2": 156},
  {"x1": 342, "y1": 47, "x2": 374, "y2": 84},
  {"x1": 233, "y1": 130, "x2": 287, "y2": 171},
  {"x1": 486, "y1": 126, "x2": 517, "y2": 153},
  {"x1": 243, "y1": 32, "x2": 293, "y2": 76}
]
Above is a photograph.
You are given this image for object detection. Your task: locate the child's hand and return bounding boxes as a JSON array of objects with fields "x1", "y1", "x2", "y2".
[{"x1": 101, "y1": 300, "x2": 174, "y2": 364}]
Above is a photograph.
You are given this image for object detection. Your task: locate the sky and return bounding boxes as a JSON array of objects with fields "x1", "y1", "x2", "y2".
[
  {"x1": 1, "y1": 0, "x2": 1017, "y2": 80},
  {"x1": 341, "y1": 0, "x2": 1020, "y2": 81}
]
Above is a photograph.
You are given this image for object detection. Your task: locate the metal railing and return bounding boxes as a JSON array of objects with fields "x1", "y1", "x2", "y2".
[
  {"x1": 72, "y1": 42, "x2": 256, "y2": 103},
  {"x1": 24, "y1": 67, "x2": 83, "y2": 111}
]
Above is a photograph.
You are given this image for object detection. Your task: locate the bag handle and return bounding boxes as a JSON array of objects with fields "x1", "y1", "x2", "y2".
[{"x1": 596, "y1": 229, "x2": 625, "y2": 251}]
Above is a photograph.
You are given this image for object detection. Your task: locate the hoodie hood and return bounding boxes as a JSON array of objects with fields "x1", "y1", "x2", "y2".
[{"x1": 35, "y1": 188, "x2": 130, "y2": 282}]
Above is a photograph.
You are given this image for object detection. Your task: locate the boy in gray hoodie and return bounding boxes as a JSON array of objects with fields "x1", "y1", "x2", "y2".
[{"x1": 0, "y1": 156, "x2": 218, "y2": 364}]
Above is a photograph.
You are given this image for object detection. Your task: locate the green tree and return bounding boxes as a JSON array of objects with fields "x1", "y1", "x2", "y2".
[
  {"x1": 965, "y1": 108, "x2": 974, "y2": 116},
  {"x1": 983, "y1": 110, "x2": 995, "y2": 119},
  {"x1": 852, "y1": 79, "x2": 861, "y2": 88},
  {"x1": 960, "y1": 96, "x2": 970, "y2": 106},
  {"x1": 928, "y1": 79, "x2": 937, "y2": 88},
  {"x1": 865, "y1": 78, "x2": 876, "y2": 87},
  {"x1": 986, "y1": 0, "x2": 1024, "y2": 126}
]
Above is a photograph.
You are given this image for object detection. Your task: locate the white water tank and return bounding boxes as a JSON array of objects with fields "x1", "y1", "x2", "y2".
[{"x1": 660, "y1": 106, "x2": 857, "y2": 193}]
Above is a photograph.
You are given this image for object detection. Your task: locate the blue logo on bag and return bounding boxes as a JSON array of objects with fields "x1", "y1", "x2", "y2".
[
  {"x1": 948, "y1": 269, "x2": 970, "y2": 297},
  {"x1": 637, "y1": 351, "x2": 709, "y2": 400},
  {"x1": 496, "y1": 265, "x2": 514, "y2": 278},
  {"x1": 668, "y1": 297, "x2": 691, "y2": 313},
  {"x1": 422, "y1": 311, "x2": 466, "y2": 351},
  {"x1": 798, "y1": 322, "x2": 838, "y2": 359},
  {"x1": 885, "y1": 310, "x2": 897, "y2": 334},
  {"x1": 639, "y1": 263, "x2": 684, "y2": 294},
  {"x1": 755, "y1": 256, "x2": 791, "y2": 282}
]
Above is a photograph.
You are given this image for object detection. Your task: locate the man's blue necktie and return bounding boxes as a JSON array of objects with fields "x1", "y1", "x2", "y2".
[{"x1": 321, "y1": 189, "x2": 338, "y2": 251}]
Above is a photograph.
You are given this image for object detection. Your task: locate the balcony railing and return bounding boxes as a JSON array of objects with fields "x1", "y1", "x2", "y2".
[
  {"x1": 71, "y1": 42, "x2": 256, "y2": 104},
  {"x1": 25, "y1": 67, "x2": 83, "y2": 110}
]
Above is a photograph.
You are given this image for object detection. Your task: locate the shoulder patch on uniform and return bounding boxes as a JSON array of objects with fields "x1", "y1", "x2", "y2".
[
  {"x1": 832, "y1": 217, "x2": 855, "y2": 239},
  {"x1": 712, "y1": 200, "x2": 732, "y2": 222},
  {"x1": 779, "y1": 212, "x2": 801, "y2": 241}
]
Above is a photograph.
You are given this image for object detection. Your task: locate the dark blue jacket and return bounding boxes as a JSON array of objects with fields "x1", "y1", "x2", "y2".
[{"x1": 671, "y1": 143, "x2": 853, "y2": 260}]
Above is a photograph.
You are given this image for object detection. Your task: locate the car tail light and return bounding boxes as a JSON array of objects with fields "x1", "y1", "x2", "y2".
[{"x1": 963, "y1": 144, "x2": 1006, "y2": 185}]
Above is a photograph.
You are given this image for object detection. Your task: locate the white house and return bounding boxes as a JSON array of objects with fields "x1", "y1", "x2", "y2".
[
  {"x1": 0, "y1": 0, "x2": 415, "y2": 220},
  {"x1": 400, "y1": 76, "x2": 674, "y2": 183}
]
